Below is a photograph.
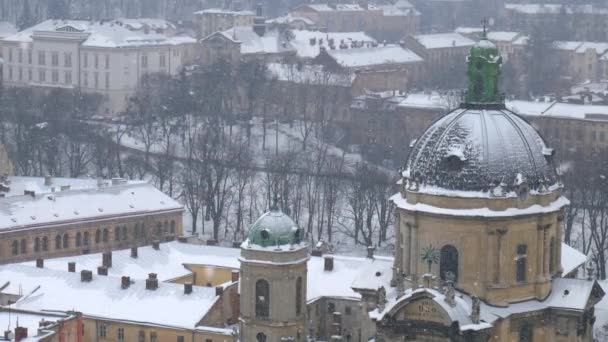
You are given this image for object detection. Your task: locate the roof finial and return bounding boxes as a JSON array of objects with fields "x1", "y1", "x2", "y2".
[
  {"x1": 270, "y1": 191, "x2": 279, "y2": 211},
  {"x1": 481, "y1": 18, "x2": 489, "y2": 39}
]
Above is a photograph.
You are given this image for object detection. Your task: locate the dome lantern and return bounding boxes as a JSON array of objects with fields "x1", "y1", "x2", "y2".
[{"x1": 464, "y1": 21, "x2": 503, "y2": 106}]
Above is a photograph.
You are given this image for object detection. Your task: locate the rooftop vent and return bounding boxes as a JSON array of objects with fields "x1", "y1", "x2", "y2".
[
  {"x1": 36, "y1": 258, "x2": 44, "y2": 268},
  {"x1": 81, "y1": 270, "x2": 93, "y2": 282},
  {"x1": 152, "y1": 240, "x2": 160, "y2": 250},
  {"x1": 121, "y1": 276, "x2": 131, "y2": 289},
  {"x1": 68, "y1": 262, "x2": 76, "y2": 272},
  {"x1": 324, "y1": 256, "x2": 334, "y2": 271},
  {"x1": 97, "y1": 266, "x2": 108, "y2": 276},
  {"x1": 184, "y1": 282, "x2": 193, "y2": 295},
  {"x1": 146, "y1": 273, "x2": 158, "y2": 290}
]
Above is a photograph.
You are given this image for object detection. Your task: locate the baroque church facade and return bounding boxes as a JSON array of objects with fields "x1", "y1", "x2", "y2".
[{"x1": 238, "y1": 31, "x2": 604, "y2": 342}]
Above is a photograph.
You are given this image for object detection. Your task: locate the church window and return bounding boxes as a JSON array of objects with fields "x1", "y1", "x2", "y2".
[
  {"x1": 549, "y1": 237, "x2": 556, "y2": 274},
  {"x1": 256, "y1": 332, "x2": 267, "y2": 342},
  {"x1": 102, "y1": 228, "x2": 109, "y2": 243},
  {"x1": 117, "y1": 327, "x2": 125, "y2": 341},
  {"x1": 122, "y1": 226, "x2": 128, "y2": 240},
  {"x1": 95, "y1": 229, "x2": 101, "y2": 243},
  {"x1": 519, "y1": 324, "x2": 533, "y2": 342},
  {"x1": 83, "y1": 232, "x2": 89, "y2": 246},
  {"x1": 256, "y1": 279, "x2": 270, "y2": 318},
  {"x1": 115, "y1": 226, "x2": 120, "y2": 241},
  {"x1": 42, "y1": 236, "x2": 49, "y2": 251},
  {"x1": 12, "y1": 240, "x2": 18, "y2": 255},
  {"x1": 138, "y1": 330, "x2": 145, "y2": 342},
  {"x1": 55, "y1": 235, "x2": 62, "y2": 249},
  {"x1": 516, "y1": 244, "x2": 527, "y2": 282},
  {"x1": 440, "y1": 245, "x2": 459, "y2": 282},
  {"x1": 63, "y1": 234, "x2": 69, "y2": 249},
  {"x1": 34, "y1": 237, "x2": 40, "y2": 252},
  {"x1": 296, "y1": 277, "x2": 303, "y2": 315},
  {"x1": 156, "y1": 223, "x2": 162, "y2": 236},
  {"x1": 20, "y1": 239, "x2": 27, "y2": 254},
  {"x1": 76, "y1": 232, "x2": 82, "y2": 247},
  {"x1": 98, "y1": 324, "x2": 106, "y2": 337}
]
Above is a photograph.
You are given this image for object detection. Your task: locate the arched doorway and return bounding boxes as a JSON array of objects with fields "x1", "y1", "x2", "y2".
[
  {"x1": 440, "y1": 245, "x2": 459, "y2": 282},
  {"x1": 256, "y1": 332, "x2": 267, "y2": 342}
]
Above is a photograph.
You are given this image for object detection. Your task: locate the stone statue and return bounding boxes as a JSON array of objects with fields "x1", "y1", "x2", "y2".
[
  {"x1": 377, "y1": 286, "x2": 387, "y2": 311},
  {"x1": 395, "y1": 268, "x2": 405, "y2": 298},
  {"x1": 470, "y1": 296, "x2": 480, "y2": 324}
]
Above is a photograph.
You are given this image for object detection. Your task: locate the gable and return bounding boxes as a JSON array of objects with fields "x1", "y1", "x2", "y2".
[{"x1": 393, "y1": 297, "x2": 452, "y2": 325}]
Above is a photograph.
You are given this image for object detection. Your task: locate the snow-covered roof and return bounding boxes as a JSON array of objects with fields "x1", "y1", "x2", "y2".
[
  {"x1": 0, "y1": 176, "x2": 142, "y2": 198},
  {"x1": 505, "y1": 3, "x2": 608, "y2": 15},
  {"x1": 411, "y1": 32, "x2": 475, "y2": 49},
  {"x1": 0, "y1": 310, "x2": 69, "y2": 341},
  {"x1": 18, "y1": 241, "x2": 393, "y2": 302},
  {"x1": 114, "y1": 18, "x2": 176, "y2": 31},
  {"x1": 0, "y1": 182, "x2": 183, "y2": 232},
  {"x1": 486, "y1": 31, "x2": 520, "y2": 42},
  {"x1": 222, "y1": 26, "x2": 295, "y2": 55},
  {"x1": 298, "y1": 3, "x2": 381, "y2": 12},
  {"x1": 455, "y1": 27, "x2": 483, "y2": 35},
  {"x1": 2, "y1": 20, "x2": 194, "y2": 48},
  {"x1": 397, "y1": 92, "x2": 454, "y2": 110},
  {"x1": 0, "y1": 264, "x2": 228, "y2": 331},
  {"x1": 290, "y1": 30, "x2": 375, "y2": 58},
  {"x1": 562, "y1": 243, "x2": 588, "y2": 276},
  {"x1": 377, "y1": 5, "x2": 419, "y2": 16},
  {"x1": 326, "y1": 44, "x2": 423, "y2": 68},
  {"x1": 506, "y1": 100, "x2": 608, "y2": 121},
  {"x1": 554, "y1": 41, "x2": 608, "y2": 54},
  {"x1": 267, "y1": 63, "x2": 355, "y2": 86},
  {"x1": 267, "y1": 14, "x2": 315, "y2": 26},
  {"x1": 194, "y1": 8, "x2": 255, "y2": 15}
]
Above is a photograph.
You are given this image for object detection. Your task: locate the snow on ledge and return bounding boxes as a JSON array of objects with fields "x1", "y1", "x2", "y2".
[{"x1": 391, "y1": 193, "x2": 569, "y2": 218}]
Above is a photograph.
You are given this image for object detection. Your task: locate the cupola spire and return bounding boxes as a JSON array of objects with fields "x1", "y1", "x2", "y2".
[{"x1": 464, "y1": 19, "x2": 503, "y2": 106}]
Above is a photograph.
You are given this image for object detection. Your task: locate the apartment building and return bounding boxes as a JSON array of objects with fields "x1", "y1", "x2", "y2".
[
  {"x1": 553, "y1": 41, "x2": 608, "y2": 83},
  {"x1": 194, "y1": 8, "x2": 255, "y2": 38},
  {"x1": 0, "y1": 19, "x2": 196, "y2": 115}
]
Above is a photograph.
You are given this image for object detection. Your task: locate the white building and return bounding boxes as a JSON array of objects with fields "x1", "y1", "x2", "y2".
[{"x1": 0, "y1": 19, "x2": 196, "y2": 115}]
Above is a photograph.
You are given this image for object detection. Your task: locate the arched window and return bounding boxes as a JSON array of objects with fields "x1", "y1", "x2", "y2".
[
  {"x1": 549, "y1": 237, "x2": 556, "y2": 274},
  {"x1": 170, "y1": 221, "x2": 176, "y2": 234},
  {"x1": 156, "y1": 223, "x2": 162, "y2": 236},
  {"x1": 34, "y1": 237, "x2": 40, "y2": 252},
  {"x1": 256, "y1": 332, "x2": 267, "y2": 342},
  {"x1": 134, "y1": 224, "x2": 139, "y2": 238},
  {"x1": 12, "y1": 240, "x2": 19, "y2": 255},
  {"x1": 164, "y1": 221, "x2": 169, "y2": 233},
  {"x1": 296, "y1": 277, "x2": 303, "y2": 316},
  {"x1": 138, "y1": 330, "x2": 146, "y2": 342},
  {"x1": 102, "y1": 228, "x2": 108, "y2": 242},
  {"x1": 519, "y1": 324, "x2": 533, "y2": 342},
  {"x1": 63, "y1": 234, "x2": 69, "y2": 248},
  {"x1": 20, "y1": 239, "x2": 27, "y2": 254},
  {"x1": 440, "y1": 245, "x2": 459, "y2": 282},
  {"x1": 83, "y1": 232, "x2": 89, "y2": 246},
  {"x1": 95, "y1": 229, "x2": 101, "y2": 244},
  {"x1": 516, "y1": 244, "x2": 527, "y2": 283},
  {"x1": 42, "y1": 236, "x2": 49, "y2": 251},
  {"x1": 255, "y1": 279, "x2": 270, "y2": 318},
  {"x1": 114, "y1": 226, "x2": 120, "y2": 241},
  {"x1": 55, "y1": 235, "x2": 62, "y2": 250},
  {"x1": 76, "y1": 232, "x2": 82, "y2": 247},
  {"x1": 122, "y1": 226, "x2": 128, "y2": 240}
]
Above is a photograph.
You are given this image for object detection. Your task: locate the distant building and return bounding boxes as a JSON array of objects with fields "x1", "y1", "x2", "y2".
[
  {"x1": 291, "y1": 2, "x2": 420, "y2": 41},
  {"x1": 553, "y1": 41, "x2": 608, "y2": 83},
  {"x1": 216, "y1": 26, "x2": 296, "y2": 62},
  {"x1": 0, "y1": 19, "x2": 196, "y2": 115},
  {"x1": 199, "y1": 31, "x2": 242, "y2": 65},
  {"x1": 194, "y1": 8, "x2": 255, "y2": 39},
  {"x1": 0, "y1": 176, "x2": 183, "y2": 264},
  {"x1": 289, "y1": 30, "x2": 376, "y2": 60},
  {"x1": 0, "y1": 144, "x2": 12, "y2": 176}
]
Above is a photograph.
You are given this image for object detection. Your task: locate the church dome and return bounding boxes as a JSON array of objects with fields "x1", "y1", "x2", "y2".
[
  {"x1": 404, "y1": 107, "x2": 558, "y2": 194},
  {"x1": 247, "y1": 207, "x2": 303, "y2": 247}
]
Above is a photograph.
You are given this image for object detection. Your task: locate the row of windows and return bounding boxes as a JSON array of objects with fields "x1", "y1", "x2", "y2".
[
  {"x1": 82, "y1": 71, "x2": 110, "y2": 89},
  {"x1": 6, "y1": 49, "x2": 72, "y2": 67},
  {"x1": 98, "y1": 325, "x2": 211, "y2": 342},
  {"x1": 9, "y1": 220, "x2": 176, "y2": 256},
  {"x1": 5, "y1": 67, "x2": 73, "y2": 85}
]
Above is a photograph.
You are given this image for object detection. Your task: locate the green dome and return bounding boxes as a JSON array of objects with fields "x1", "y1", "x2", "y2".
[
  {"x1": 247, "y1": 208, "x2": 303, "y2": 247},
  {"x1": 464, "y1": 33, "x2": 503, "y2": 106}
]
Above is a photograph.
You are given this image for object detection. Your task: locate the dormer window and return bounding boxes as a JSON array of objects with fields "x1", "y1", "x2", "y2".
[{"x1": 56, "y1": 25, "x2": 84, "y2": 33}]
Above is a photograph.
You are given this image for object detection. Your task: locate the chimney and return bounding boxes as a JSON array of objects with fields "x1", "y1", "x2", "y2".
[
  {"x1": 253, "y1": 3, "x2": 266, "y2": 37},
  {"x1": 102, "y1": 251, "x2": 112, "y2": 268},
  {"x1": 121, "y1": 276, "x2": 131, "y2": 289},
  {"x1": 44, "y1": 175, "x2": 52, "y2": 186},
  {"x1": 131, "y1": 246, "x2": 138, "y2": 258},
  {"x1": 97, "y1": 266, "x2": 108, "y2": 276},
  {"x1": 184, "y1": 282, "x2": 193, "y2": 295},
  {"x1": 146, "y1": 273, "x2": 158, "y2": 290},
  {"x1": 68, "y1": 262, "x2": 76, "y2": 272},
  {"x1": 14, "y1": 327, "x2": 27, "y2": 342},
  {"x1": 36, "y1": 258, "x2": 44, "y2": 268},
  {"x1": 324, "y1": 256, "x2": 334, "y2": 271},
  {"x1": 24, "y1": 190, "x2": 35, "y2": 197},
  {"x1": 231, "y1": 270, "x2": 240, "y2": 282},
  {"x1": 366, "y1": 245, "x2": 375, "y2": 259},
  {"x1": 81, "y1": 270, "x2": 93, "y2": 282},
  {"x1": 152, "y1": 240, "x2": 160, "y2": 250},
  {"x1": 215, "y1": 286, "x2": 224, "y2": 296}
]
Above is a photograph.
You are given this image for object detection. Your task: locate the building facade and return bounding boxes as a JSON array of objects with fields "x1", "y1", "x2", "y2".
[
  {"x1": 194, "y1": 8, "x2": 255, "y2": 39},
  {"x1": 0, "y1": 20, "x2": 196, "y2": 115}
]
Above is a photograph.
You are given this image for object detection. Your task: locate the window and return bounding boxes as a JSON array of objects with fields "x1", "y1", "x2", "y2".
[
  {"x1": 8, "y1": 67, "x2": 12, "y2": 80},
  {"x1": 170, "y1": 221, "x2": 176, "y2": 234},
  {"x1": 601, "y1": 131, "x2": 606, "y2": 142},
  {"x1": 51, "y1": 70, "x2": 59, "y2": 83},
  {"x1": 42, "y1": 236, "x2": 49, "y2": 251},
  {"x1": 519, "y1": 324, "x2": 533, "y2": 342},
  {"x1": 8, "y1": 48, "x2": 12, "y2": 62},
  {"x1": 122, "y1": 226, "x2": 128, "y2": 240},
  {"x1": 51, "y1": 52, "x2": 58, "y2": 66},
  {"x1": 328, "y1": 302, "x2": 335, "y2": 313},
  {"x1": 83, "y1": 232, "x2": 89, "y2": 246},
  {"x1": 76, "y1": 232, "x2": 82, "y2": 247},
  {"x1": 105, "y1": 54, "x2": 110, "y2": 69},
  {"x1": 18, "y1": 68, "x2": 22, "y2": 81},
  {"x1": 95, "y1": 229, "x2": 101, "y2": 244},
  {"x1": 255, "y1": 279, "x2": 270, "y2": 318},
  {"x1": 28, "y1": 50, "x2": 32, "y2": 64},
  {"x1": 98, "y1": 324, "x2": 106, "y2": 337},
  {"x1": 150, "y1": 332, "x2": 158, "y2": 342},
  {"x1": 138, "y1": 330, "x2": 146, "y2": 342},
  {"x1": 177, "y1": 337, "x2": 184, "y2": 342},
  {"x1": 156, "y1": 223, "x2": 162, "y2": 236},
  {"x1": 12, "y1": 240, "x2": 19, "y2": 255},
  {"x1": 20, "y1": 239, "x2": 26, "y2": 254},
  {"x1": 83, "y1": 53, "x2": 88, "y2": 68},
  {"x1": 55, "y1": 235, "x2": 62, "y2": 249},
  {"x1": 440, "y1": 245, "x2": 459, "y2": 282},
  {"x1": 64, "y1": 52, "x2": 72, "y2": 67},
  {"x1": 64, "y1": 71, "x2": 72, "y2": 84},
  {"x1": 159, "y1": 54, "x2": 166, "y2": 68},
  {"x1": 105, "y1": 73, "x2": 110, "y2": 89},
  {"x1": 101, "y1": 228, "x2": 107, "y2": 243},
  {"x1": 18, "y1": 49, "x2": 22, "y2": 63},
  {"x1": 296, "y1": 277, "x2": 302, "y2": 315},
  {"x1": 117, "y1": 328, "x2": 125, "y2": 341},
  {"x1": 83, "y1": 72, "x2": 88, "y2": 87},
  {"x1": 345, "y1": 306, "x2": 352, "y2": 315},
  {"x1": 94, "y1": 72, "x2": 99, "y2": 88},
  {"x1": 516, "y1": 244, "x2": 527, "y2": 283},
  {"x1": 34, "y1": 237, "x2": 40, "y2": 252},
  {"x1": 28, "y1": 69, "x2": 32, "y2": 81},
  {"x1": 115, "y1": 227, "x2": 120, "y2": 241},
  {"x1": 549, "y1": 237, "x2": 556, "y2": 274},
  {"x1": 94, "y1": 54, "x2": 99, "y2": 69},
  {"x1": 142, "y1": 54, "x2": 148, "y2": 68},
  {"x1": 38, "y1": 51, "x2": 45, "y2": 65},
  {"x1": 256, "y1": 333, "x2": 267, "y2": 342},
  {"x1": 63, "y1": 234, "x2": 69, "y2": 249},
  {"x1": 38, "y1": 69, "x2": 46, "y2": 82}
]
